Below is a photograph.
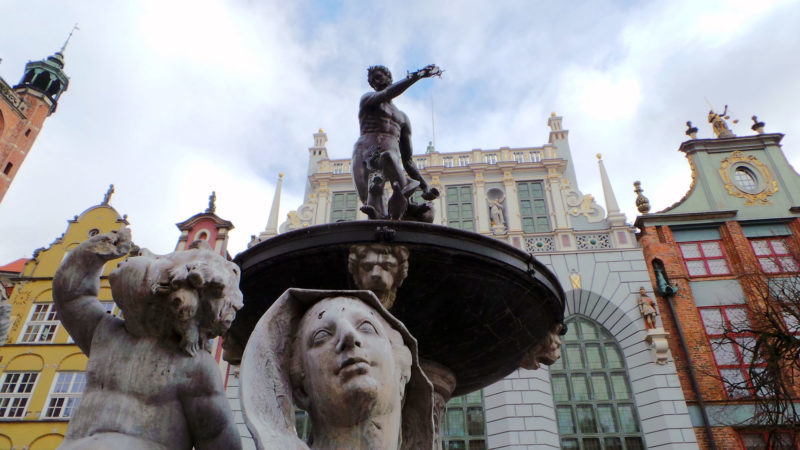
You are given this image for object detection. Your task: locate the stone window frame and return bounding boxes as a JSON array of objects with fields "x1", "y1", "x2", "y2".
[
  {"x1": 443, "y1": 390, "x2": 487, "y2": 449},
  {"x1": 517, "y1": 181, "x2": 551, "y2": 234},
  {"x1": 698, "y1": 305, "x2": 760, "y2": 398},
  {"x1": 329, "y1": 191, "x2": 359, "y2": 222},
  {"x1": 549, "y1": 316, "x2": 646, "y2": 450},
  {"x1": 513, "y1": 152, "x2": 524, "y2": 163},
  {"x1": 0, "y1": 372, "x2": 39, "y2": 419},
  {"x1": 458, "y1": 155, "x2": 471, "y2": 167},
  {"x1": 19, "y1": 303, "x2": 59, "y2": 344},
  {"x1": 445, "y1": 184, "x2": 475, "y2": 231},
  {"x1": 443, "y1": 157, "x2": 454, "y2": 168},
  {"x1": 678, "y1": 240, "x2": 732, "y2": 277},
  {"x1": 41, "y1": 371, "x2": 86, "y2": 419},
  {"x1": 484, "y1": 154, "x2": 497, "y2": 165},
  {"x1": 529, "y1": 151, "x2": 542, "y2": 163},
  {"x1": 749, "y1": 238, "x2": 799, "y2": 274},
  {"x1": 332, "y1": 163, "x2": 344, "y2": 175}
]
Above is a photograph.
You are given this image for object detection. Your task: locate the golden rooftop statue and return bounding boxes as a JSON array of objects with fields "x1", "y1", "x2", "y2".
[{"x1": 707, "y1": 104, "x2": 736, "y2": 138}]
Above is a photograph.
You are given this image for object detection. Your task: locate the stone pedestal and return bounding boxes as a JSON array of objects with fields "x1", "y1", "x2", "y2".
[
  {"x1": 420, "y1": 359, "x2": 456, "y2": 450},
  {"x1": 645, "y1": 327, "x2": 670, "y2": 365}
]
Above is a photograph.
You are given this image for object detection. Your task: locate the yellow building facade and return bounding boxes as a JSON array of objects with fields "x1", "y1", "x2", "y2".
[{"x1": 0, "y1": 199, "x2": 127, "y2": 449}]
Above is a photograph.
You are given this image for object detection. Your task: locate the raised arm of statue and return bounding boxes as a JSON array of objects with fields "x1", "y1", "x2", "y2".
[
  {"x1": 363, "y1": 64, "x2": 441, "y2": 106},
  {"x1": 53, "y1": 229, "x2": 131, "y2": 354}
]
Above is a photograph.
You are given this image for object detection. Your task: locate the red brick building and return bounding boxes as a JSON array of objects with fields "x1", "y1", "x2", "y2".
[
  {"x1": 0, "y1": 45, "x2": 70, "y2": 204},
  {"x1": 635, "y1": 115, "x2": 800, "y2": 449}
]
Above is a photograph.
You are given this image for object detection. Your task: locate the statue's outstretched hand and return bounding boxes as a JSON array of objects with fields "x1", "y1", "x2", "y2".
[
  {"x1": 83, "y1": 229, "x2": 133, "y2": 261},
  {"x1": 410, "y1": 64, "x2": 442, "y2": 79}
]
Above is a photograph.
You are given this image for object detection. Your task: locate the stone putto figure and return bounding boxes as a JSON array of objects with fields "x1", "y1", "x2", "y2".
[
  {"x1": 240, "y1": 289, "x2": 434, "y2": 450},
  {"x1": 348, "y1": 244, "x2": 409, "y2": 309},
  {"x1": 53, "y1": 229, "x2": 243, "y2": 450},
  {"x1": 353, "y1": 64, "x2": 442, "y2": 221}
]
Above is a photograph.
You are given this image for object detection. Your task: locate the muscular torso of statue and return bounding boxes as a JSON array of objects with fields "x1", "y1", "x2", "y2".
[{"x1": 60, "y1": 319, "x2": 222, "y2": 450}]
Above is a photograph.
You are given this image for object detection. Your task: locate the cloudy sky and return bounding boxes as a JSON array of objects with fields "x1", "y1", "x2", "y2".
[{"x1": 1, "y1": 0, "x2": 799, "y2": 263}]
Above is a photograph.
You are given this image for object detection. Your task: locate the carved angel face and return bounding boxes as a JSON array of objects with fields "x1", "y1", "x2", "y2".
[{"x1": 294, "y1": 296, "x2": 411, "y2": 425}]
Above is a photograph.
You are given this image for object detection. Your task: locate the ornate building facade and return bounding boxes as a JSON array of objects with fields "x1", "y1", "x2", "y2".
[
  {"x1": 0, "y1": 44, "x2": 70, "y2": 204},
  {"x1": 239, "y1": 115, "x2": 699, "y2": 449},
  {"x1": 0, "y1": 190, "x2": 234, "y2": 449},
  {"x1": 635, "y1": 115, "x2": 800, "y2": 449}
]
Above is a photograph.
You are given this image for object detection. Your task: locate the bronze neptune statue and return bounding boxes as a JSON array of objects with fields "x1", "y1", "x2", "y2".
[{"x1": 353, "y1": 64, "x2": 442, "y2": 221}]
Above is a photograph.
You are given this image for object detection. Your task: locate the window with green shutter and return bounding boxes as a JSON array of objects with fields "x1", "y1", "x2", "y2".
[
  {"x1": 445, "y1": 185, "x2": 475, "y2": 231},
  {"x1": 330, "y1": 192, "x2": 359, "y2": 222},
  {"x1": 443, "y1": 390, "x2": 487, "y2": 450},
  {"x1": 517, "y1": 181, "x2": 550, "y2": 233},
  {"x1": 550, "y1": 316, "x2": 645, "y2": 450}
]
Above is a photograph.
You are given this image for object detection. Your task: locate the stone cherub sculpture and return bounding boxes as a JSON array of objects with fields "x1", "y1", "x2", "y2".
[
  {"x1": 353, "y1": 64, "x2": 442, "y2": 222},
  {"x1": 347, "y1": 244, "x2": 409, "y2": 309},
  {"x1": 240, "y1": 289, "x2": 434, "y2": 450},
  {"x1": 53, "y1": 229, "x2": 243, "y2": 450}
]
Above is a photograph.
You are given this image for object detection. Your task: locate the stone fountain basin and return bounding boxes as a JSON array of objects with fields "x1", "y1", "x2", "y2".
[{"x1": 228, "y1": 220, "x2": 564, "y2": 396}]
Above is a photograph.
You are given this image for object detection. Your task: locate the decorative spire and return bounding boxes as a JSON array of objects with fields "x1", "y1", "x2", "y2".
[
  {"x1": 264, "y1": 173, "x2": 284, "y2": 235},
  {"x1": 685, "y1": 121, "x2": 698, "y2": 139},
  {"x1": 596, "y1": 154, "x2": 625, "y2": 226},
  {"x1": 206, "y1": 191, "x2": 216, "y2": 214},
  {"x1": 60, "y1": 23, "x2": 80, "y2": 54},
  {"x1": 633, "y1": 181, "x2": 651, "y2": 214},
  {"x1": 102, "y1": 184, "x2": 114, "y2": 205},
  {"x1": 751, "y1": 115, "x2": 765, "y2": 134}
]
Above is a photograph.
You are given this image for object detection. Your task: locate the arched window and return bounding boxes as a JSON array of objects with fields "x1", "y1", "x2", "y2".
[{"x1": 550, "y1": 316, "x2": 645, "y2": 450}]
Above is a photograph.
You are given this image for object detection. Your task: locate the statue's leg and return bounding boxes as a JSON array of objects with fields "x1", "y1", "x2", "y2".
[
  {"x1": 352, "y1": 151, "x2": 368, "y2": 203},
  {"x1": 380, "y1": 151, "x2": 418, "y2": 196}
]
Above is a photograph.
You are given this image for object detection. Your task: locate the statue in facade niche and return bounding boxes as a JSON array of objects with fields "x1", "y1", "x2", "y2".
[
  {"x1": 240, "y1": 289, "x2": 434, "y2": 450},
  {"x1": 638, "y1": 286, "x2": 659, "y2": 330},
  {"x1": 353, "y1": 64, "x2": 442, "y2": 221},
  {"x1": 348, "y1": 244, "x2": 409, "y2": 309},
  {"x1": 53, "y1": 229, "x2": 242, "y2": 450},
  {"x1": 487, "y1": 194, "x2": 506, "y2": 228}
]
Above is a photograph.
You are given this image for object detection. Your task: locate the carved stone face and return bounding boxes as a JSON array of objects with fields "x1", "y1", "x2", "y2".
[
  {"x1": 296, "y1": 296, "x2": 409, "y2": 425},
  {"x1": 354, "y1": 251, "x2": 400, "y2": 294}
]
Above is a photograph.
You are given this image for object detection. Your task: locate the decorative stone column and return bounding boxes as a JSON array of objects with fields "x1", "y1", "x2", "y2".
[
  {"x1": 420, "y1": 359, "x2": 457, "y2": 450},
  {"x1": 502, "y1": 170, "x2": 522, "y2": 232}
]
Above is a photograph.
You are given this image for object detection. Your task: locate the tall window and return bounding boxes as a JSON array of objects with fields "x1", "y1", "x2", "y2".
[
  {"x1": 514, "y1": 152, "x2": 524, "y2": 163},
  {"x1": 458, "y1": 155, "x2": 470, "y2": 167},
  {"x1": 43, "y1": 372, "x2": 86, "y2": 419},
  {"x1": 443, "y1": 390, "x2": 487, "y2": 449},
  {"x1": 443, "y1": 157, "x2": 454, "y2": 168},
  {"x1": 446, "y1": 185, "x2": 475, "y2": 231},
  {"x1": 750, "y1": 238, "x2": 798, "y2": 274},
  {"x1": 0, "y1": 372, "x2": 38, "y2": 419},
  {"x1": 679, "y1": 241, "x2": 731, "y2": 277},
  {"x1": 699, "y1": 305, "x2": 756, "y2": 398},
  {"x1": 517, "y1": 181, "x2": 550, "y2": 233},
  {"x1": 484, "y1": 154, "x2": 497, "y2": 165},
  {"x1": 330, "y1": 192, "x2": 358, "y2": 222},
  {"x1": 332, "y1": 163, "x2": 344, "y2": 174},
  {"x1": 20, "y1": 303, "x2": 58, "y2": 343},
  {"x1": 550, "y1": 316, "x2": 645, "y2": 450},
  {"x1": 416, "y1": 158, "x2": 428, "y2": 169},
  {"x1": 529, "y1": 151, "x2": 542, "y2": 163}
]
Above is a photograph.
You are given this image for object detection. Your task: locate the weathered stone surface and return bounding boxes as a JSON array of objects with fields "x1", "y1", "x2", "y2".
[
  {"x1": 240, "y1": 288, "x2": 434, "y2": 450},
  {"x1": 53, "y1": 230, "x2": 243, "y2": 450}
]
